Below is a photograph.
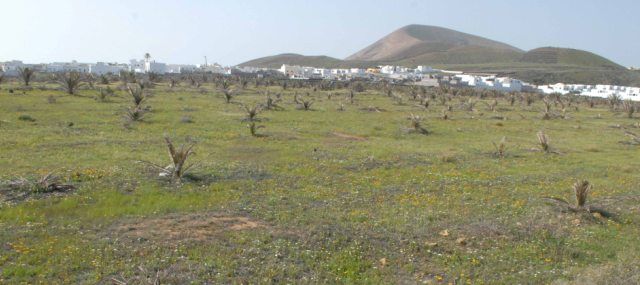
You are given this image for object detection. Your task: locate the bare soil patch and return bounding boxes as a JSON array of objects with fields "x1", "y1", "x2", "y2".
[
  {"x1": 330, "y1": 131, "x2": 367, "y2": 141},
  {"x1": 114, "y1": 213, "x2": 265, "y2": 243}
]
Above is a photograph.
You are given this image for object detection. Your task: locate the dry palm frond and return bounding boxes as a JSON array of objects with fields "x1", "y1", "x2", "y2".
[
  {"x1": 542, "y1": 180, "x2": 614, "y2": 219},
  {"x1": 33, "y1": 172, "x2": 75, "y2": 193},
  {"x1": 137, "y1": 136, "x2": 197, "y2": 183},
  {"x1": 573, "y1": 180, "x2": 590, "y2": 208},
  {"x1": 162, "y1": 136, "x2": 196, "y2": 182},
  {"x1": 537, "y1": 131, "x2": 551, "y2": 153},
  {"x1": 406, "y1": 113, "x2": 429, "y2": 135},
  {"x1": 4, "y1": 172, "x2": 75, "y2": 194},
  {"x1": 492, "y1": 136, "x2": 507, "y2": 158}
]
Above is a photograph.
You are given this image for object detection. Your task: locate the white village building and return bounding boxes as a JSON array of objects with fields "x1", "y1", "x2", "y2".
[{"x1": 89, "y1": 62, "x2": 129, "y2": 75}]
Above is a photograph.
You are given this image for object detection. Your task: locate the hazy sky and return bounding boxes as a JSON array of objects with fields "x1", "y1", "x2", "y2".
[{"x1": 2, "y1": 0, "x2": 639, "y2": 66}]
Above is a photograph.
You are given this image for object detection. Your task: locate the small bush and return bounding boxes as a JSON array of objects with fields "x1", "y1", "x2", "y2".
[
  {"x1": 18, "y1": 114, "x2": 36, "y2": 122},
  {"x1": 180, "y1": 116, "x2": 194, "y2": 123},
  {"x1": 139, "y1": 136, "x2": 197, "y2": 183},
  {"x1": 406, "y1": 113, "x2": 429, "y2": 135}
]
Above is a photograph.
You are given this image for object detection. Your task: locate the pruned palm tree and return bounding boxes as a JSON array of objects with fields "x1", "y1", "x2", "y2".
[{"x1": 57, "y1": 71, "x2": 84, "y2": 95}]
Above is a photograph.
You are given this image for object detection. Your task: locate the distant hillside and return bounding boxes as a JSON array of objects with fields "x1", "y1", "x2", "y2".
[
  {"x1": 346, "y1": 24, "x2": 523, "y2": 64},
  {"x1": 238, "y1": 53, "x2": 344, "y2": 69},
  {"x1": 519, "y1": 47, "x2": 624, "y2": 69}
]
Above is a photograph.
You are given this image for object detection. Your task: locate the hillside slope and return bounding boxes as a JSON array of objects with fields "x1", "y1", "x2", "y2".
[
  {"x1": 519, "y1": 47, "x2": 624, "y2": 69},
  {"x1": 346, "y1": 24, "x2": 523, "y2": 64},
  {"x1": 238, "y1": 53, "x2": 344, "y2": 69}
]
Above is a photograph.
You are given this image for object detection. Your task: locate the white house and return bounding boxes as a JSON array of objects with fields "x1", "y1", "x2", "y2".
[
  {"x1": 415, "y1": 66, "x2": 436, "y2": 73},
  {"x1": 0, "y1": 60, "x2": 27, "y2": 75},
  {"x1": 45, "y1": 61, "x2": 90, "y2": 73},
  {"x1": 145, "y1": 61, "x2": 167, "y2": 74},
  {"x1": 201, "y1": 63, "x2": 226, "y2": 74},
  {"x1": 89, "y1": 62, "x2": 128, "y2": 75},
  {"x1": 129, "y1": 60, "x2": 145, "y2": 73}
]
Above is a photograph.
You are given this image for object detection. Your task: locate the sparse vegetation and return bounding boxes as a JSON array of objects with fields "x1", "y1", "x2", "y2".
[{"x1": 1, "y1": 78, "x2": 639, "y2": 284}]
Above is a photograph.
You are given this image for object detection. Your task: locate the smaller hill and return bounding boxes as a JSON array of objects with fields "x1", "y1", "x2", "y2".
[
  {"x1": 519, "y1": 47, "x2": 624, "y2": 69},
  {"x1": 238, "y1": 53, "x2": 344, "y2": 69}
]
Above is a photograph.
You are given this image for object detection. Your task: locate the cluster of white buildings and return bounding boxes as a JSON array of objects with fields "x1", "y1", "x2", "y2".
[
  {"x1": 453, "y1": 74, "x2": 526, "y2": 92},
  {"x1": 0, "y1": 56, "x2": 232, "y2": 76},
  {"x1": 538, "y1": 83, "x2": 640, "y2": 101},
  {"x1": 277, "y1": 64, "x2": 436, "y2": 81},
  {"x1": 271, "y1": 63, "x2": 640, "y2": 101},
  {"x1": 450, "y1": 74, "x2": 640, "y2": 101}
]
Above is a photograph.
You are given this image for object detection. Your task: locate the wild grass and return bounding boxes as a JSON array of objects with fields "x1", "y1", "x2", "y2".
[{"x1": 0, "y1": 81, "x2": 638, "y2": 284}]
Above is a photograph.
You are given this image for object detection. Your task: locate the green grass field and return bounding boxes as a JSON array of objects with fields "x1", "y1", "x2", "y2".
[{"x1": 1, "y1": 81, "x2": 639, "y2": 284}]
